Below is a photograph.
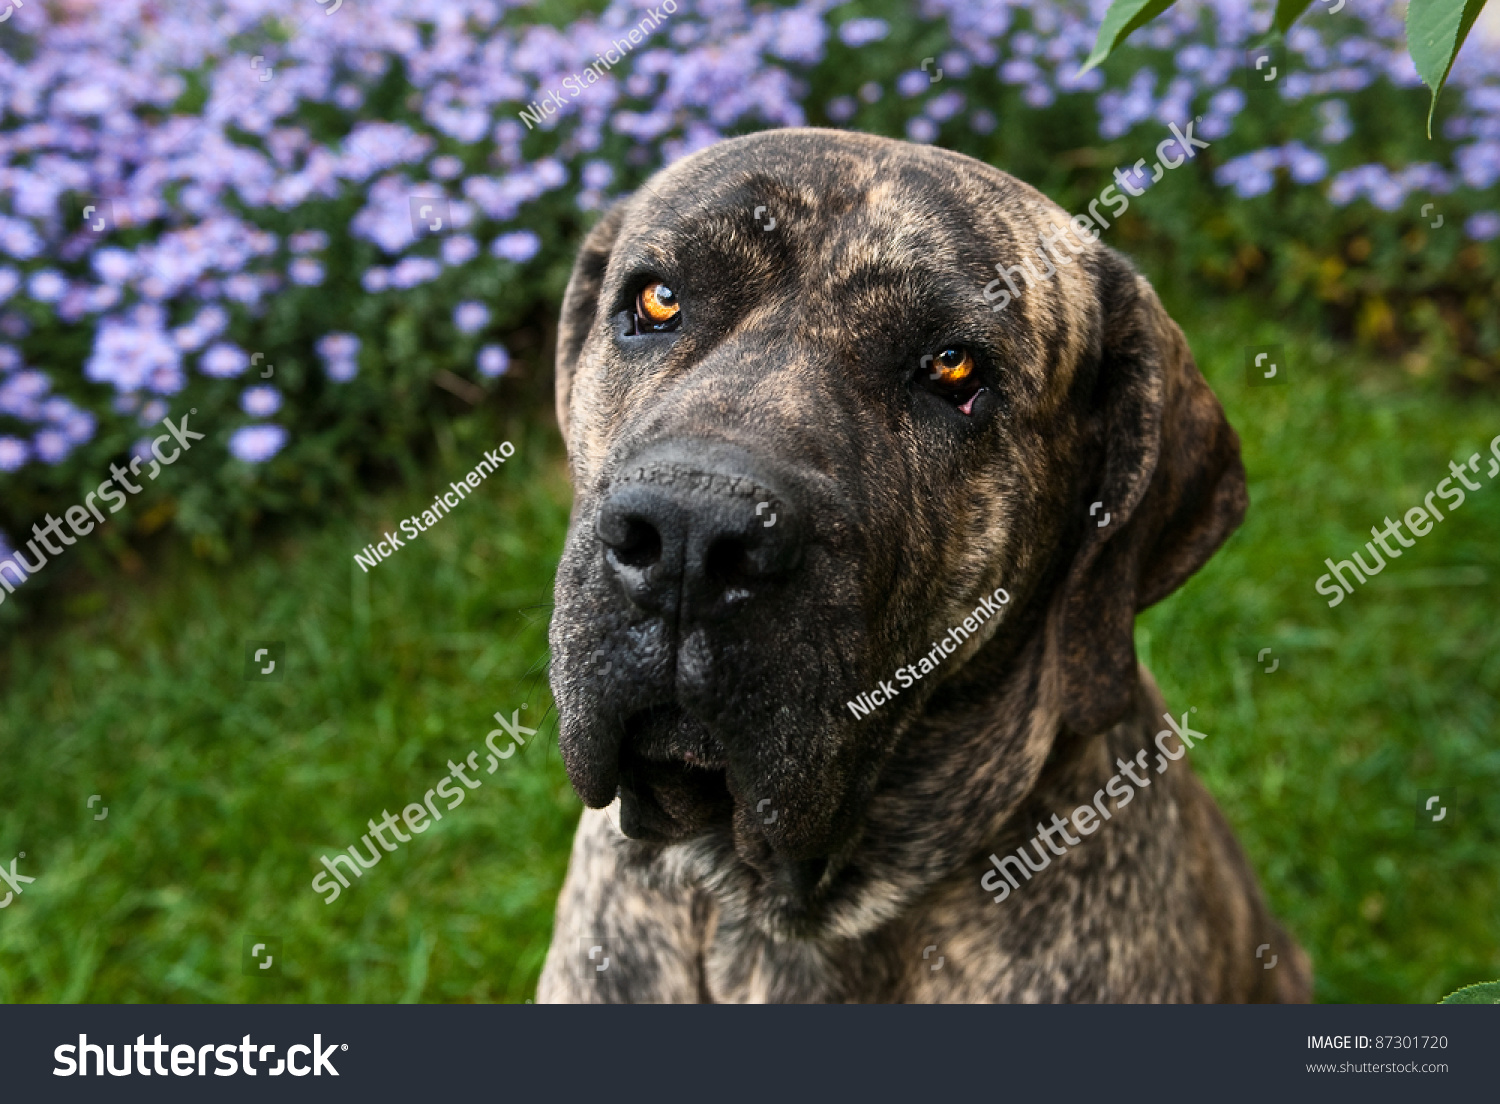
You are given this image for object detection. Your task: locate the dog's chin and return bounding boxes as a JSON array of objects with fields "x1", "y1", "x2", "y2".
[
  {"x1": 615, "y1": 705, "x2": 735, "y2": 843},
  {"x1": 606, "y1": 706, "x2": 841, "y2": 902}
]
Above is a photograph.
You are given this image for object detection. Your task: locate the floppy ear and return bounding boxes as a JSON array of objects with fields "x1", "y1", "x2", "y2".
[
  {"x1": 555, "y1": 200, "x2": 629, "y2": 445},
  {"x1": 1050, "y1": 251, "x2": 1247, "y2": 736}
]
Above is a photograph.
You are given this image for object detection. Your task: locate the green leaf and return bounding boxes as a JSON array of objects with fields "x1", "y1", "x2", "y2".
[
  {"x1": 1439, "y1": 980, "x2": 1500, "y2": 1004},
  {"x1": 1080, "y1": 0, "x2": 1180, "y2": 75},
  {"x1": 1272, "y1": 0, "x2": 1317, "y2": 36},
  {"x1": 1407, "y1": 0, "x2": 1489, "y2": 137}
]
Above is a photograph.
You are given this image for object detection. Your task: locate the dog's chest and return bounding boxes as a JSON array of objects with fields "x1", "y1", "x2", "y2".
[{"x1": 697, "y1": 813, "x2": 1212, "y2": 1003}]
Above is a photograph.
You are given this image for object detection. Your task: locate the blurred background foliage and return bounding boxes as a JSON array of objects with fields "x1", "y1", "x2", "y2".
[{"x1": 0, "y1": 0, "x2": 1496, "y2": 1002}]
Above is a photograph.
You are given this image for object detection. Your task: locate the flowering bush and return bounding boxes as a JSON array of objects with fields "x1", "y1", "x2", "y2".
[{"x1": 1, "y1": 0, "x2": 1497, "y2": 598}]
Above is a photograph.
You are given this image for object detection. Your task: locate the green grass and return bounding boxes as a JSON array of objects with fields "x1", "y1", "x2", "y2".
[
  {"x1": 0, "y1": 416, "x2": 577, "y2": 1003},
  {"x1": 1, "y1": 301, "x2": 1496, "y2": 1003}
]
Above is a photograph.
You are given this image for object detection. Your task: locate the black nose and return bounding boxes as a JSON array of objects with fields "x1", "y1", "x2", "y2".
[{"x1": 596, "y1": 447, "x2": 804, "y2": 619}]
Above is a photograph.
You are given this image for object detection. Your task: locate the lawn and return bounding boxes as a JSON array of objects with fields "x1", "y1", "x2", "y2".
[{"x1": 0, "y1": 297, "x2": 1496, "y2": 1003}]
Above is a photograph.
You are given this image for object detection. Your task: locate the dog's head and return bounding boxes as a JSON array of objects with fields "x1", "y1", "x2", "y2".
[{"x1": 549, "y1": 129, "x2": 1244, "y2": 910}]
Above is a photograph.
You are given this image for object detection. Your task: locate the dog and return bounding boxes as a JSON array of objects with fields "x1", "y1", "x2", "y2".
[{"x1": 537, "y1": 128, "x2": 1312, "y2": 1002}]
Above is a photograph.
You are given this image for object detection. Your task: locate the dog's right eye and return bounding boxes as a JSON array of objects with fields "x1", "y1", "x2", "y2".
[
  {"x1": 927, "y1": 346, "x2": 975, "y2": 387},
  {"x1": 632, "y1": 281, "x2": 681, "y2": 334}
]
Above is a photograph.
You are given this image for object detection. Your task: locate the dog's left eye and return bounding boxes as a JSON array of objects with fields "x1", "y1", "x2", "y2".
[
  {"x1": 919, "y1": 346, "x2": 988, "y2": 416},
  {"x1": 633, "y1": 281, "x2": 681, "y2": 333}
]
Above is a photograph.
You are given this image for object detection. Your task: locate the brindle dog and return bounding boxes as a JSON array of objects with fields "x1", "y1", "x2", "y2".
[{"x1": 537, "y1": 128, "x2": 1311, "y2": 1003}]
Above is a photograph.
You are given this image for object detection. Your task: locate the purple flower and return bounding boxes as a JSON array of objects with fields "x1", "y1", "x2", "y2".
[
  {"x1": 1457, "y1": 141, "x2": 1500, "y2": 190},
  {"x1": 200, "y1": 342, "x2": 249, "y2": 379},
  {"x1": 2, "y1": 369, "x2": 49, "y2": 406},
  {"x1": 582, "y1": 160, "x2": 615, "y2": 191},
  {"x1": 491, "y1": 230, "x2": 541, "y2": 263},
  {"x1": 86, "y1": 285, "x2": 121, "y2": 314},
  {"x1": 289, "y1": 257, "x2": 325, "y2": 286},
  {"x1": 89, "y1": 309, "x2": 182, "y2": 393},
  {"x1": 430, "y1": 155, "x2": 465, "y2": 181},
  {"x1": 33, "y1": 428, "x2": 71, "y2": 464},
  {"x1": 906, "y1": 117, "x2": 939, "y2": 144},
  {"x1": 1285, "y1": 143, "x2": 1328, "y2": 185},
  {"x1": 240, "y1": 386, "x2": 283, "y2": 417},
  {"x1": 0, "y1": 269, "x2": 18, "y2": 302},
  {"x1": 1023, "y1": 84, "x2": 1055, "y2": 109},
  {"x1": 139, "y1": 399, "x2": 167, "y2": 426},
  {"x1": 317, "y1": 332, "x2": 361, "y2": 382},
  {"x1": 318, "y1": 334, "x2": 361, "y2": 361},
  {"x1": 1175, "y1": 45, "x2": 1212, "y2": 73},
  {"x1": 172, "y1": 305, "x2": 229, "y2": 352},
  {"x1": 1001, "y1": 59, "x2": 1040, "y2": 85},
  {"x1": 0, "y1": 218, "x2": 42, "y2": 260},
  {"x1": 927, "y1": 91, "x2": 966, "y2": 122},
  {"x1": 27, "y1": 270, "x2": 67, "y2": 303},
  {"x1": 1466, "y1": 212, "x2": 1500, "y2": 241},
  {"x1": 838, "y1": 19, "x2": 889, "y2": 48},
  {"x1": 442, "y1": 235, "x2": 479, "y2": 266},
  {"x1": 771, "y1": 8, "x2": 827, "y2": 63},
  {"x1": 326, "y1": 358, "x2": 359, "y2": 383},
  {"x1": 224, "y1": 274, "x2": 264, "y2": 305},
  {"x1": 1318, "y1": 100, "x2": 1352, "y2": 144},
  {"x1": 826, "y1": 96, "x2": 857, "y2": 123},
  {"x1": 897, "y1": 71, "x2": 930, "y2": 98},
  {"x1": 1208, "y1": 87, "x2": 1246, "y2": 117},
  {"x1": 389, "y1": 257, "x2": 441, "y2": 288},
  {"x1": 229, "y1": 425, "x2": 288, "y2": 464},
  {"x1": 477, "y1": 344, "x2": 510, "y2": 378},
  {"x1": 0, "y1": 436, "x2": 30, "y2": 472},
  {"x1": 289, "y1": 230, "x2": 329, "y2": 254},
  {"x1": 454, "y1": 301, "x2": 491, "y2": 335}
]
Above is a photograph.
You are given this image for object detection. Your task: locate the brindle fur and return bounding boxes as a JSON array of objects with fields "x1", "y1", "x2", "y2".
[{"x1": 537, "y1": 129, "x2": 1312, "y2": 1003}]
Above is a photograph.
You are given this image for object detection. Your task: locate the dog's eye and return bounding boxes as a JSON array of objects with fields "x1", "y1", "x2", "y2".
[
  {"x1": 635, "y1": 281, "x2": 681, "y2": 331},
  {"x1": 926, "y1": 346, "x2": 975, "y2": 388},
  {"x1": 920, "y1": 346, "x2": 987, "y2": 416}
]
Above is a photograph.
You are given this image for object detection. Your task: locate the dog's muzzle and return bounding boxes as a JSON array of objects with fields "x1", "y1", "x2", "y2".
[{"x1": 557, "y1": 441, "x2": 815, "y2": 843}]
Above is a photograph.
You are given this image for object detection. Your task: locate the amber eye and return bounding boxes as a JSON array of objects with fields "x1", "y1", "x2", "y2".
[
  {"x1": 927, "y1": 346, "x2": 975, "y2": 387},
  {"x1": 636, "y1": 281, "x2": 681, "y2": 329}
]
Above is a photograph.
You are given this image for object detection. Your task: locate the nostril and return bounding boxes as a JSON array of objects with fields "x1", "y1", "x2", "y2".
[
  {"x1": 703, "y1": 536, "x2": 753, "y2": 590},
  {"x1": 609, "y1": 516, "x2": 662, "y2": 569}
]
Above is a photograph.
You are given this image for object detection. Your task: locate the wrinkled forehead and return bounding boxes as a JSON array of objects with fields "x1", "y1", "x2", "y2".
[{"x1": 613, "y1": 136, "x2": 1024, "y2": 287}]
